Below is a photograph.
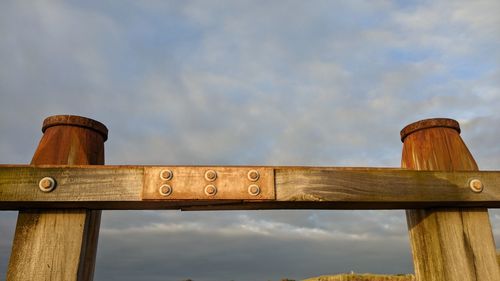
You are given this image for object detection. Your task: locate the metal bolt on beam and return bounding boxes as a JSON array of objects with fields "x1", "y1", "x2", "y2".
[
  {"x1": 469, "y1": 179, "x2": 484, "y2": 193},
  {"x1": 160, "y1": 169, "x2": 173, "y2": 181},
  {"x1": 248, "y1": 184, "x2": 260, "y2": 196},
  {"x1": 247, "y1": 170, "x2": 260, "y2": 182},
  {"x1": 204, "y1": 184, "x2": 217, "y2": 196},
  {"x1": 38, "y1": 177, "x2": 56, "y2": 193},
  {"x1": 204, "y1": 170, "x2": 217, "y2": 182},
  {"x1": 159, "y1": 184, "x2": 172, "y2": 196}
]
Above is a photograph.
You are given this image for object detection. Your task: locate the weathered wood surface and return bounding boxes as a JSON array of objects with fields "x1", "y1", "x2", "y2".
[
  {"x1": 401, "y1": 118, "x2": 500, "y2": 281},
  {"x1": 7, "y1": 115, "x2": 107, "y2": 281},
  {"x1": 276, "y1": 168, "x2": 500, "y2": 208},
  {"x1": 2, "y1": 165, "x2": 500, "y2": 209}
]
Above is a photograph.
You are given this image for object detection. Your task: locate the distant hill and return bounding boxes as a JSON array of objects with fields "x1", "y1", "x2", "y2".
[{"x1": 303, "y1": 273, "x2": 415, "y2": 281}]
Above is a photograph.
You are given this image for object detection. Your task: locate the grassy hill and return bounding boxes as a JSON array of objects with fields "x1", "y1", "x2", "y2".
[{"x1": 302, "y1": 273, "x2": 415, "y2": 281}]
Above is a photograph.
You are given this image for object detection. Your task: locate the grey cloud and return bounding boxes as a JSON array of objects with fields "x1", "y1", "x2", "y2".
[
  {"x1": 95, "y1": 210, "x2": 412, "y2": 281},
  {"x1": 0, "y1": 212, "x2": 16, "y2": 278}
]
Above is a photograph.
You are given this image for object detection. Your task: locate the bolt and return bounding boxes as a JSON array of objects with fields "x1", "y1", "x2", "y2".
[
  {"x1": 248, "y1": 184, "x2": 260, "y2": 196},
  {"x1": 160, "y1": 169, "x2": 173, "y2": 181},
  {"x1": 204, "y1": 170, "x2": 217, "y2": 182},
  {"x1": 159, "y1": 184, "x2": 173, "y2": 196},
  {"x1": 247, "y1": 170, "x2": 260, "y2": 182},
  {"x1": 204, "y1": 184, "x2": 217, "y2": 196},
  {"x1": 39, "y1": 177, "x2": 56, "y2": 193},
  {"x1": 469, "y1": 179, "x2": 484, "y2": 193}
]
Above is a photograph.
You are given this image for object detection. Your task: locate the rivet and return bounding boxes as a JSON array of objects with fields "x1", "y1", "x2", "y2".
[
  {"x1": 39, "y1": 177, "x2": 56, "y2": 193},
  {"x1": 160, "y1": 169, "x2": 173, "y2": 181},
  {"x1": 469, "y1": 179, "x2": 484, "y2": 193},
  {"x1": 248, "y1": 184, "x2": 260, "y2": 196},
  {"x1": 204, "y1": 170, "x2": 217, "y2": 182},
  {"x1": 159, "y1": 184, "x2": 173, "y2": 196},
  {"x1": 247, "y1": 170, "x2": 260, "y2": 182},
  {"x1": 204, "y1": 184, "x2": 217, "y2": 196}
]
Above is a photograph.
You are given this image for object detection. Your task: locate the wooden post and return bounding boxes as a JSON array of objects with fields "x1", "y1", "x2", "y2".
[
  {"x1": 401, "y1": 118, "x2": 500, "y2": 281},
  {"x1": 7, "y1": 115, "x2": 107, "y2": 281}
]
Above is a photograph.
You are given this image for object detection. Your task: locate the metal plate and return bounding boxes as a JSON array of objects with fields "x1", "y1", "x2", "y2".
[{"x1": 142, "y1": 167, "x2": 275, "y2": 200}]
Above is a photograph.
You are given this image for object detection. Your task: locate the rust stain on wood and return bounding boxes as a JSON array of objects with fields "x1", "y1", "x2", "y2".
[
  {"x1": 7, "y1": 115, "x2": 107, "y2": 281},
  {"x1": 401, "y1": 118, "x2": 500, "y2": 281}
]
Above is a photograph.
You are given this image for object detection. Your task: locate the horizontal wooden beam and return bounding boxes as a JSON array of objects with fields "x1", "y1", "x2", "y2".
[{"x1": 1, "y1": 165, "x2": 500, "y2": 210}]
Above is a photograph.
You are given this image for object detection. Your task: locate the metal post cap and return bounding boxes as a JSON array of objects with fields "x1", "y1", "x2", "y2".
[
  {"x1": 42, "y1": 115, "x2": 108, "y2": 141},
  {"x1": 400, "y1": 118, "x2": 460, "y2": 142}
]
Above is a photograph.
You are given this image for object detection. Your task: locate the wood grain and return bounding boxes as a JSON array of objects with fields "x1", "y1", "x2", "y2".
[
  {"x1": 401, "y1": 118, "x2": 500, "y2": 281},
  {"x1": 275, "y1": 168, "x2": 500, "y2": 208},
  {"x1": 7, "y1": 115, "x2": 107, "y2": 281},
  {"x1": 2, "y1": 165, "x2": 500, "y2": 209}
]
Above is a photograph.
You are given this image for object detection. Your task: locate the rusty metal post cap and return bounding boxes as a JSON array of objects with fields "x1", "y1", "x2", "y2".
[
  {"x1": 400, "y1": 118, "x2": 460, "y2": 142},
  {"x1": 42, "y1": 115, "x2": 108, "y2": 141}
]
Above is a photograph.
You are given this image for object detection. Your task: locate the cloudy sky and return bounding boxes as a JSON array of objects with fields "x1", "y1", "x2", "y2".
[{"x1": 1, "y1": 0, "x2": 500, "y2": 280}]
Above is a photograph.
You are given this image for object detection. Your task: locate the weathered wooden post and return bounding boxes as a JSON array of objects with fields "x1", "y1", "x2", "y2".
[
  {"x1": 401, "y1": 118, "x2": 500, "y2": 281},
  {"x1": 7, "y1": 115, "x2": 107, "y2": 280}
]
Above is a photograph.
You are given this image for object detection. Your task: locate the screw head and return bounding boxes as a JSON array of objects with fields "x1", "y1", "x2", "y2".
[
  {"x1": 204, "y1": 170, "x2": 217, "y2": 182},
  {"x1": 248, "y1": 184, "x2": 260, "y2": 196},
  {"x1": 247, "y1": 170, "x2": 260, "y2": 182},
  {"x1": 469, "y1": 179, "x2": 484, "y2": 193},
  {"x1": 160, "y1": 169, "x2": 173, "y2": 181},
  {"x1": 204, "y1": 184, "x2": 217, "y2": 196},
  {"x1": 159, "y1": 184, "x2": 173, "y2": 196},
  {"x1": 39, "y1": 177, "x2": 56, "y2": 193}
]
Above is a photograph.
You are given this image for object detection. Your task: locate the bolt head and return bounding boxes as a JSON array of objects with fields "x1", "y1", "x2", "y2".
[
  {"x1": 204, "y1": 184, "x2": 217, "y2": 196},
  {"x1": 204, "y1": 170, "x2": 217, "y2": 182},
  {"x1": 39, "y1": 177, "x2": 56, "y2": 192},
  {"x1": 247, "y1": 170, "x2": 260, "y2": 182},
  {"x1": 469, "y1": 179, "x2": 484, "y2": 193},
  {"x1": 160, "y1": 169, "x2": 173, "y2": 181},
  {"x1": 159, "y1": 184, "x2": 173, "y2": 196},
  {"x1": 248, "y1": 184, "x2": 260, "y2": 196}
]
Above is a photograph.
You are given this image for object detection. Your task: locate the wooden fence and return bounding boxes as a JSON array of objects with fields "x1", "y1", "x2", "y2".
[{"x1": 1, "y1": 115, "x2": 500, "y2": 281}]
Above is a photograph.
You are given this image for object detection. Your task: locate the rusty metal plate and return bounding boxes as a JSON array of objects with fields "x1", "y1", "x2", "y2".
[{"x1": 142, "y1": 167, "x2": 275, "y2": 200}]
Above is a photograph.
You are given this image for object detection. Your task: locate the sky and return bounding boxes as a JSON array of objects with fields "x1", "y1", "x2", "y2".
[{"x1": 0, "y1": 0, "x2": 499, "y2": 280}]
